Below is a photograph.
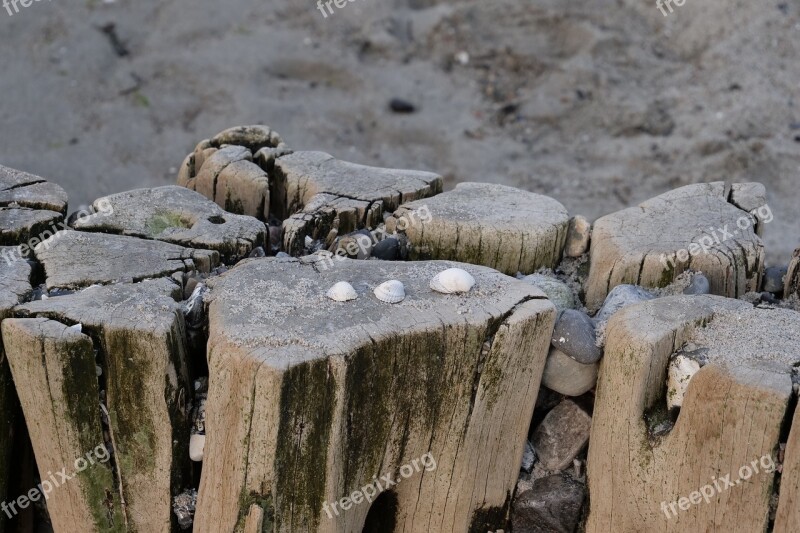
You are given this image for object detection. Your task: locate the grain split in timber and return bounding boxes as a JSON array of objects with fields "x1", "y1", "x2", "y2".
[
  {"x1": 585, "y1": 182, "x2": 766, "y2": 311},
  {"x1": 71, "y1": 186, "x2": 267, "y2": 262},
  {"x1": 194, "y1": 257, "x2": 555, "y2": 533},
  {"x1": 586, "y1": 295, "x2": 800, "y2": 532},
  {"x1": 2, "y1": 279, "x2": 192, "y2": 532},
  {"x1": 0, "y1": 164, "x2": 67, "y2": 247},
  {"x1": 275, "y1": 151, "x2": 442, "y2": 255}
]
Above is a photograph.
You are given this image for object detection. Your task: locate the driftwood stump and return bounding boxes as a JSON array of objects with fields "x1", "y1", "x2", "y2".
[
  {"x1": 194, "y1": 257, "x2": 555, "y2": 533},
  {"x1": 71, "y1": 186, "x2": 267, "y2": 262},
  {"x1": 387, "y1": 182, "x2": 570, "y2": 276},
  {"x1": 274, "y1": 152, "x2": 442, "y2": 255},
  {"x1": 586, "y1": 295, "x2": 799, "y2": 532},
  {"x1": 585, "y1": 183, "x2": 766, "y2": 310},
  {"x1": 178, "y1": 125, "x2": 288, "y2": 221},
  {"x1": 2, "y1": 279, "x2": 192, "y2": 532}
]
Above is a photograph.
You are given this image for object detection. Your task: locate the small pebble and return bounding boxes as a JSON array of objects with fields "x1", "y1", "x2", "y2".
[
  {"x1": 532, "y1": 400, "x2": 592, "y2": 471},
  {"x1": 520, "y1": 274, "x2": 575, "y2": 311},
  {"x1": 551, "y1": 310, "x2": 602, "y2": 364},
  {"x1": 372, "y1": 237, "x2": 401, "y2": 261},
  {"x1": 513, "y1": 474, "x2": 586, "y2": 533},
  {"x1": 248, "y1": 246, "x2": 266, "y2": 258},
  {"x1": 763, "y1": 265, "x2": 787, "y2": 294},
  {"x1": 565, "y1": 215, "x2": 591, "y2": 257},
  {"x1": 667, "y1": 354, "x2": 700, "y2": 411},
  {"x1": 683, "y1": 273, "x2": 710, "y2": 295},
  {"x1": 389, "y1": 98, "x2": 417, "y2": 113},
  {"x1": 276, "y1": 251, "x2": 291, "y2": 259},
  {"x1": 541, "y1": 348, "x2": 598, "y2": 397},
  {"x1": 594, "y1": 284, "x2": 655, "y2": 323}
]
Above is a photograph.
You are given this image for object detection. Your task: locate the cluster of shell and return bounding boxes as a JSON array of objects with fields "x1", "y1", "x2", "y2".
[{"x1": 326, "y1": 268, "x2": 476, "y2": 304}]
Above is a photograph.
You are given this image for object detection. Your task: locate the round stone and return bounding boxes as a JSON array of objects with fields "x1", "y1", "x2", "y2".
[
  {"x1": 551, "y1": 310, "x2": 602, "y2": 364},
  {"x1": 521, "y1": 274, "x2": 575, "y2": 311},
  {"x1": 372, "y1": 237, "x2": 401, "y2": 261},
  {"x1": 594, "y1": 284, "x2": 655, "y2": 323},
  {"x1": 541, "y1": 348, "x2": 598, "y2": 397}
]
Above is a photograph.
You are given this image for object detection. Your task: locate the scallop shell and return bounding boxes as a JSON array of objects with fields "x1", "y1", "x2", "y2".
[
  {"x1": 374, "y1": 280, "x2": 405, "y2": 303},
  {"x1": 430, "y1": 268, "x2": 475, "y2": 294},
  {"x1": 326, "y1": 281, "x2": 358, "y2": 302}
]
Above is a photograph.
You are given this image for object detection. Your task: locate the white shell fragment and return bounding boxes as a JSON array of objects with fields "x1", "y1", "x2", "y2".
[
  {"x1": 430, "y1": 268, "x2": 476, "y2": 294},
  {"x1": 667, "y1": 355, "x2": 701, "y2": 411},
  {"x1": 189, "y1": 434, "x2": 206, "y2": 462},
  {"x1": 68, "y1": 323, "x2": 83, "y2": 333},
  {"x1": 374, "y1": 280, "x2": 405, "y2": 304},
  {"x1": 326, "y1": 281, "x2": 358, "y2": 302}
]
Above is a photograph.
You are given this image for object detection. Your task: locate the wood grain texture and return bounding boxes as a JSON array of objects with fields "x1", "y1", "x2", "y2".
[
  {"x1": 586, "y1": 295, "x2": 798, "y2": 532},
  {"x1": 585, "y1": 183, "x2": 765, "y2": 310},
  {"x1": 388, "y1": 182, "x2": 570, "y2": 276},
  {"x1": 193, "y1": 257, "x2": 555, "y2": 533}
]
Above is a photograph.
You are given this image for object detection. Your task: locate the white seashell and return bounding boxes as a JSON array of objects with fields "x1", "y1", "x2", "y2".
[
  {"x1": 430, "y1": 268, "x2": 475, "y2": 294},
  {"x1": 326, "y1": 281, "x2": 358, "y2": 302},
  {"x1": 667, "y1": 355, "x2": 701, "y2": 411},
  {"x1": 374, "y1": 280, "x2": 405, "y2": 303},
  {"x1": 68, "y1": 323, "x2": 83, "y2": 333},
  {"x1": 304, "y1": 235, "x2": 314, "y2": 248},
  {"x1": 189, "y1": 433, "x2": 205, "y2": 462}
]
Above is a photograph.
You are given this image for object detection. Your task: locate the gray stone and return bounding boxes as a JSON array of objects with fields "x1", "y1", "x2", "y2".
[
  {"x1": 763, "y1": 265, "x2": 787, "y2": 294},
  {"x1": 72, "y1": 186, "x2": 266, "y2": 261},
  {"x1": 594, "y1": 284, "x2": 655, "y2": 323},
  {"x1": 372, "y1": 236, "x2": 401, "y2": 260},
  {"x1": 683, "y1": 272, "x2": 711, "y2": 295},
  {"x1": 512, "y1": 474, "x2": 586, "y2": 533},
  {"x1": 521, "y1": 274, "x2": 575, "y2": 311},
  {"x1": 532, "y1": 400, "x2": 591, "y2": 471},
  {"x1": 33, "y1": 231, "x2": 218, "y2": 290},
  {"x1": 541, "y1": 348, "x2": 598, "y2": 397},
  {"x1": 551, "y1": 310, "x2": 602, "y2": 364}
]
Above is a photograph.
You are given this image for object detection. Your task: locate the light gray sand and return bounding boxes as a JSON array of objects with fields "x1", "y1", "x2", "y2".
[{"x1": 0, "y1": 0, "x2": 797, "y2": 262}]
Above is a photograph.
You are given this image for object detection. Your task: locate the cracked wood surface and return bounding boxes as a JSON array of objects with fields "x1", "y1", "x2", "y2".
[
  {"x1": 585, "y1": 182, "x2": 765, "y2": 310},
  {"x1": 388, "y1": 182, "x2": 570, "y2": 276},
  {"x1": 586, "y1": 295, "x2": 800, "y2": 532},
  {"x1": 275, "y1": 152, "x2": 442, "y2": 255},
  {"x1": 178, "y1": 125, "x2": 287, "y2": 221},
  {"x1": 33, "y1": 231, "x2": 218, "y2": 290},
  {"x1": 72, "y1": 186, "x2": 266, "y2": 261},
  {"x1": 2, "y1": 318, "x2": 123, "y2": 532},
  {"x1": 8, "y1": 278, "x2": 192, "y2": 533},
  {"x1": 0, "y1": 165, "x2": 67, "y2": 248},
  {"x1": 194, "y1": 257, "x2": 554, "y2": 533}
]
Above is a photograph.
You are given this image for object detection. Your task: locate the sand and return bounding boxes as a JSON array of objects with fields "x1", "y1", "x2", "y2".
[{"x1": 0, "y1": 0, "x2": 797, "y2": 263}]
